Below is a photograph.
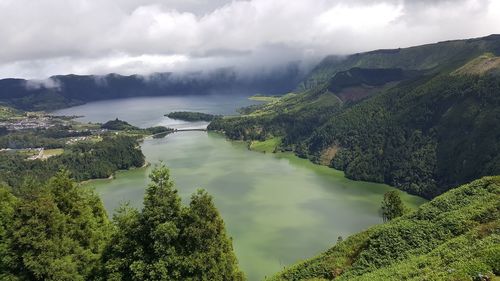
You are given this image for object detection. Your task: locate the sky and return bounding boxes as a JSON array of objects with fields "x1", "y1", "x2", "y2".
[{"x1": 0, "y1": 0, "x2": 499, "y2": 79}]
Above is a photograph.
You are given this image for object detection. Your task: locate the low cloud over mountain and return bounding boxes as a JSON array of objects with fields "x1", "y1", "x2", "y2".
[{"x1": 0, "y1": 0, "x2": 499, "y2": 79}]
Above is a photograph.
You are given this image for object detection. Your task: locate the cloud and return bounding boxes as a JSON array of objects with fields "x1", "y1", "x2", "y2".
[
  {"x1": 0, "y1": 0, "x2": 498, "y2": 79},
  {"x1": 24, "y1": 78, "x2": 61, "y2": 90}
]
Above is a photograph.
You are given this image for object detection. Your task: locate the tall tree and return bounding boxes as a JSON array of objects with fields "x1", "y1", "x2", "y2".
[
  {"x1": 3, "y1": 172, "x2": 112, "y2": 281},
  {"x1": 180, "y1": 189, "x2": 245, "y2": 280},
  {"x1": 102, "y1": 165, "x2": 244, "y2": 281},
  {"x1": 381, "y1": 191, "x2": 405, "y2": 222},
  {"x1": 0, "y1": 184, "x2": 17, "y2": 280}
]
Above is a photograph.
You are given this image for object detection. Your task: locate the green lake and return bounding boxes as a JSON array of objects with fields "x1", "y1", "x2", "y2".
[
  {"x1": 85, "y1": 131, "x2": 426, "y2": 280},
  {"x1": 56, "y1": 95, "x2": 427, "y2": 280}
]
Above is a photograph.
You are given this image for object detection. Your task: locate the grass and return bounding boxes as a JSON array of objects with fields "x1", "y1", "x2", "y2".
[
  {"x1": 249, "y1": 94, "x2": 282, "y2": 103},
  {"x1": 42, "y1": 148, "x2": 64, "y2": 158},
  {"x1": 0, "y1": 105, "x2": 21, "y2": 119},
  {"x1": 17, "y1": 149, "x2": 39, "y2": 157},
  {"x1": 249, "y1": 137, "x2": 281, "y2": 153},
  {"x1": 453, "y1": 52, "x2": 500, "y2": 75}
]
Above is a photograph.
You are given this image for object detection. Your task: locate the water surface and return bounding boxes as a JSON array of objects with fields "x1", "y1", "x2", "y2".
[
  {"x1": 58, "y1": 96, "x2": 426, "y2": 280},
  {"x1": 52, "y1": 94, "x2": 256, "y2": 129}
]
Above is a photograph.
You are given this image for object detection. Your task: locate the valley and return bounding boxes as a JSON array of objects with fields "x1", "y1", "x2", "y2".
[
  {"x1": 50, "y1": 95, "x2": 424, "y2": 281},
  {"x1": 1, "y1": 34, "x2": 499, "y2": 281}
]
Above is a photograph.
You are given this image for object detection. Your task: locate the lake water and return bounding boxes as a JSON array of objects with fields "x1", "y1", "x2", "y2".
[
  {"x1": 56, "y1": 95, "x2": 427, "y2": 280},
  {"x1": 52, "y1": 94, "x2": 257, "y2": 129}
]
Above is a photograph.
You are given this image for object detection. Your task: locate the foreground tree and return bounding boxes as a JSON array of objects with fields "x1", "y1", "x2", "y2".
[
  {"x1": 180, "y1": 189, "x2": 245, "y2": 280},
  {"x1": 102, "y1": 165, "x2": 244, "y2": 281},
  {"x1": 381, "y1": 190, "x2": 405, "y2": 222},
  {"x1": 1, "y1": 166, "x2": 243, "y2": 280},
  {"x1": 1, "y1": 172, "x2": 112, "y2": 281}
]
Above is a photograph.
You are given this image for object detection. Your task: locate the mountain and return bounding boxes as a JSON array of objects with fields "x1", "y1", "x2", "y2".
[
  {"x1": 299, "y1": 34, "x2": 500, "y2": 90},
  {"x1": 0, "y1": 64, "x2": 306, "y2": 111},
  {"x1": 269, "y1": 176, "x2": 500, "y2": 281},
  {"x1": 208, "y1": 34, "x2": 500, "y2": 199}
]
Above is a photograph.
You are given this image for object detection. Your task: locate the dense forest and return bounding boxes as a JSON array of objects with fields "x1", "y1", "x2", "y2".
[
  {"x1": 269, "y1": 176, "x2": 500, "y2": 280},
  {"x1": 101, "y1": 118, "x2": 171, "y2": 135},
  {"x1": 0, "y1": 165, "x2": 243, "y2": 280},
  {"x1": 166, "y1": 111, "x2": 221, "y2": 122},
  {"x1": 209, "y1": 36, "x2": 500, "y2": 199},
  {"x1": 0, "y1": 136, "x2": 145, "y2": 188}
]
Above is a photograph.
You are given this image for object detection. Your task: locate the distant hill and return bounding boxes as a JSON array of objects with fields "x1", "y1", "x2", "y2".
[
  {"x1": 0, "y1": 64, "x2": 306, "y2": 111},
  {"x1": 299, "y1": 34, "x2": 500, "y2": 90}
]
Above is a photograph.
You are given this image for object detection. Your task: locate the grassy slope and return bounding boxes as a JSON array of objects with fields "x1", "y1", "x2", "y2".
[
  {"x1": 0, "y1": 105, "x2": 21, "y2": 120},
  {"x1": 208, "y1": 85, "x2": 342, "y2": 143},
  {"x1": 250, "y1": 137, "x2": 282, "y2": 153},
  {"x1": 269, "y1": 176, "x2": 500, "y2": 281}
]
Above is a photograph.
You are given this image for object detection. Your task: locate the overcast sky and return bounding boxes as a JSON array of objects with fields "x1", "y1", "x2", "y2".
[{"x1": 0, "y1": 0, "x2": 499, "y2": 79}]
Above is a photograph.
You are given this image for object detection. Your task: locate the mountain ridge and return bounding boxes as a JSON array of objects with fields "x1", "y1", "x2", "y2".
[
  {"x1": 0, "y1": 65, "x2": 306, "y2": 111},
  {"x1": 299, "y1": 34, "x2": 500, "y2": 90}
]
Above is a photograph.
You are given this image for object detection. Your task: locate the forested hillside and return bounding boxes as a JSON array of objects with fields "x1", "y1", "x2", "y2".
[
  {"x1": 0, "y1": 165, "x2": 243, "y2": 280},
  {"x1": 0, "y1": 136, "x2": 145, "y2": 187},
  {"x1": 209, "y1": 35, "x2": 500, "y2": 199},
  {"x1": 299, "y1": 34, "x2": 500, "y2": 90}
]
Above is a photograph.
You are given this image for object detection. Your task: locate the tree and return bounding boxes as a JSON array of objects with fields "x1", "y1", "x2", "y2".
[
  {"x1": 0, "y1": 184, "x2": 17, "y2": 280},
  {"x1": 381, "y1": 191, "x2": 405, "y2": 222},
  {"x1": 101, "y1": 165, "x2": 244, "y2": 281},
  {"x1": 181, "y1": 189, "x2": 245, "y2": 280},
  {"x1": 100, "y1": 203, "x2": 142, "y2": 281},
  {"x1": 140, "y1": 165, "x2": 183, "y2": 280},
  {"x1": 4, "y1": 172, "x2": 112, "y2": 281}
]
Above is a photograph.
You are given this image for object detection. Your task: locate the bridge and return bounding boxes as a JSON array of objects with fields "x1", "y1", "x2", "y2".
[
  {"x1": 174, "y1": 128, "x2": 207, "y2": 132},
  {"x1": 149, "y1": 128, "x2": 207, "y2": 138}
]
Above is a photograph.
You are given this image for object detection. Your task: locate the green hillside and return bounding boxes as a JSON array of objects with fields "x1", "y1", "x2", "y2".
[
  {"x1": 269, "y1": 176, "x2": 500, "y2": 281},
  {"x1": 299, "y1": 34, "x2": 500, "y2": 90},
  {"x1": 209, "y1": 39, "x2": 500, "y2": 199}
]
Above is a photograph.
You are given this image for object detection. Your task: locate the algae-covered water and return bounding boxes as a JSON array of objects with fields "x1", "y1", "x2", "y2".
[
  {"x1": 86, "y1": 132, "x2": 426, "y2": 280},
  {"x1": 57, "y1": 96, "x2": 426, "y2": 280}
]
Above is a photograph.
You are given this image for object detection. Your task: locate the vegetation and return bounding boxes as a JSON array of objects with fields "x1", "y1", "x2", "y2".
[
  {"x1": 0, "y1": 131, "x2": 66, "y2": 149},
  {"x1": 249, "y1": 94, "x2": 282, "y2": 103},
  {"x1": 166, "y1": 111, "x2": 221, "y2": 122},
  {"x1": 101, "y1": 165, "x2": 244, "y2": 281},
  {"x1": 0, "y1": 136, "x2": 145, "y2": 187},
  {"x1": 269, "y1": 176, "x2": 500, "y2": 281},
  {"x1": 41, "y1": 148, "x2": 64, "y2": 158},
  {"x1": 0, "y1": 66, "x2": 305, "y2": 111},
  {"x1": 249, "y1": 137, "x2": 281, "y2": 153},
  {"x1": 299, "y1": 34, "x2": 500, "y2": 90},
  {"x1": 101, "y1": 118, "x2": 172, "y2": 135},
  {"x1": 209, "y1": 84, "x2": 343, "y2": 146},
  {"x1": 210, "y1": 52, "x2": 500, "y2": 199},
  {"x1": 380, "y1": 191, "x2": 405, "y2": 222},
  {"x1": 0, "y1": 105, "x2": 20, "y2": 120},
  {"x1": 1, "y1": 34, "x2": 499, "y2": 280},
  {"x1": 0, "y1": 172, "x2": 112, "y2": 281},
  {"x1": 0, "y1": 165, "x2": 244, "y2": 281},
  {"x1": 101, "y1": 118, "x2": 139, "y2": 131}
]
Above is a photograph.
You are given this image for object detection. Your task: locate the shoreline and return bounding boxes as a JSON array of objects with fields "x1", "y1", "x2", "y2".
[{"x1": 79, "y1": 161, "x2": 151, "y2": 186}]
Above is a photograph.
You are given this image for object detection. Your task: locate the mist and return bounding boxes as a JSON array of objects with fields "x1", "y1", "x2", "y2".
[{"x1": 0, "y1": 0, "x2": 499, "y2": 79}]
